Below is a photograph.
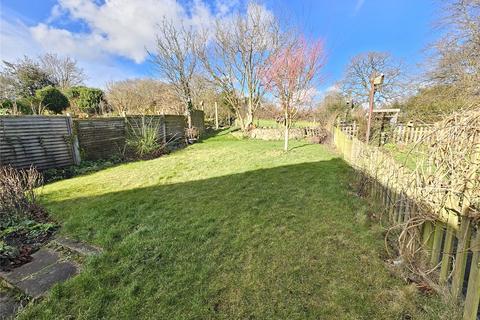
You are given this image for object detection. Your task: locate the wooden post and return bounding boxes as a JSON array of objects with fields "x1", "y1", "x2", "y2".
[
  {"x1": 451, "y1": 217, "x2": 472, "y2": 297},
  {"x1": 422, "y1": 221, "x2": 434, "y2": 252},
  {"x1": 214, "y1": 102, "x2": 219, "y2": 130},
  {"x1": 67, "y1": 116, "x2": 81, "y2": 165},
  {"x1": 439, "y1": 225, "x2": 455, "y2": 284},
  {"x1": 463, "y1": 229, "x2": 480, "y2": 320},
  {"x1": 430, "y1": 222, "x2": 444, "y2": 266}
]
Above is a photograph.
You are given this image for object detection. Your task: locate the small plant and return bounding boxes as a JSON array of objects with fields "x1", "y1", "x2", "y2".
[
  {"x1": 126, "y1": 116, "x2": 164, "y2": 158},
  {"x1": 0, "y1": 166, "x2": 55, "y2": 270},
  {"x1": 0, "y1": 166, "x2": 44, "y2": 227},
  {"x1": 185, "y1": 127, "x2": 200, "y2": 143},
  {"x1": 41, "y1": 156, "x2": 124, "y2": 183}
]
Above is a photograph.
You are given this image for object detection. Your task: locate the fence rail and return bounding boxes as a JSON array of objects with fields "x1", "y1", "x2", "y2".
[{"x1": 332, "y1": 127, "x2": 479, "y2": 320}]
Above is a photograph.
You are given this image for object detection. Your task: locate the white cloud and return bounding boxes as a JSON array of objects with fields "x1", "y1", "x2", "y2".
[
  {"x1": 1, "y1": 0, "x2": 274, "y2": 87},
  {"x1": 0, "y1": 17, "x2": 39, "y2": 61},
  {"x1": 0, "y1": 14, "x2": 136, "y2": 88},
  {"x1": 30, "y1": 23, "x2": 106, "y2": 61},
  {"x1": 44, "y1": 0, "x2": 225, "y2": 63}
]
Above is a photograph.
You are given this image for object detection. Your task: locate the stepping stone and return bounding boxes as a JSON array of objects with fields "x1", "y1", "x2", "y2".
[
  {"x1": 16, "y1": 262, "x2": 77, "y2": 298},
  {"x1": 0, "y1": 292, "x2": 20, "y2": 320},
  {"x1": 53, "y1": 237, "x2": 102, "y2": 256},
  {"x1": 0, "y1": 249, "x2": 60, "y2": 284},
  {"x1": 0, "y1": 248, "x2": 78, "y2": 299}
]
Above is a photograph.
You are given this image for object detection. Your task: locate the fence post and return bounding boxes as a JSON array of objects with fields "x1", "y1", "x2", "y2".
[
  {"x1": 463, "y1": 229, "x2": 480, "y2": 320},
  {"x1": 68, "y1": 116, "x2": 81, "y2": 165},
  {"x1": 451, "y1": 217, "x2": 473, "y2": 298},
  {"x1": 439, "y1": 224, "x2": 455, "y2": 284},
  {"x1": 430, "y1": 222, "x2": 444, "y2": 266}
]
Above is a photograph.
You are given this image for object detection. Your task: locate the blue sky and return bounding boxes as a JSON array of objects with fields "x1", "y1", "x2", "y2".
[{"x1": 0, "y1": 0, "x2": 441, "y2": 94}]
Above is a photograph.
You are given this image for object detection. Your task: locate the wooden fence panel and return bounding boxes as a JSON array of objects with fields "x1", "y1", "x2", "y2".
[
  {"x1": 165, "y1": 115, "x2": 186, "y2": 143},
  {"x1": 191, "y1": 110, "x2": 205, "y2": 134},
  {"x1": 393, "y1": 124, "x2": 433, "y2": 144},
  {"x1": 76, "y1": 118, "x2": 126, "y2": 161},
  {"x1": 0, "y1": 116, "x2": 75, "y2": 169}
]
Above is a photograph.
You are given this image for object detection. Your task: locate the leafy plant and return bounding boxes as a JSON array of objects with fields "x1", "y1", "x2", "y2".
[
  {"x1": 42, "y1": 157, "x2": 124, "y2": 183},
  {"x1": 126, "y1": 116, "x2": 164, "y2": 158},
  {"x1": 65, "y1": 86, "x2": 105, "y2": 115},
  {"x1": 0, "y1": 166, "x2": 55, "y2": 270},
  {"x1": 0, "y1": 166, "x2": 44, "y2": 227},
  {"x1": 35, "y1": 86, "x2": 69, "y2": 114}
]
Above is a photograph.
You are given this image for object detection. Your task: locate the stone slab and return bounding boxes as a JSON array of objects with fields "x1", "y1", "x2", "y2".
[
  {"x1": 0, "y1": 292, "x2": 19, "y2": 319},
  {"x1": 0, "y1": 249, "x2": 59, "y2": 284},
  {"x1": 16, "y1": 262, "x2": 77, "y2": 298},
  {"x1": 53, "y1": 237, "x2": 102, "y2": 256}
]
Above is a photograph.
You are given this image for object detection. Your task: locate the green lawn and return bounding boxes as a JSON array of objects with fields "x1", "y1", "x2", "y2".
[
  {"x1": 383, "y1": 143, "x2": 427, "y2": 171},
  {"x1": 19, "y1": 131, "x2": 456, "y2": 319}
]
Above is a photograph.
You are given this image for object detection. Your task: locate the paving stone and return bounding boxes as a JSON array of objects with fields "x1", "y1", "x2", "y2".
[
  {"x1": 54, "y1": 237, "x2": 102, "y2": 256},
  {"x1": 0, "y1": 292, "x2": 19, "y2": 319},
  {"x1": 0, "y1": 249, "x2": 59, "y2": 284},
  {"x1": 16, "y1": 262, "x2": 77, "y2": 298}
]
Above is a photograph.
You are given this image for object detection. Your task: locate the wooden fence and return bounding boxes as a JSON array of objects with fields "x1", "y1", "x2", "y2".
[
  {"x1": 1, "y1": 111, "x2": 205, "y2": 169},
  {"x1": 392, "y1": 124, "x2": 433, "y2": 145},
  {"x1": 0, "y1": 116, "x2": 78, "y2": 169},
  {"x1": 333, "y1": 127, "x2": 479, "y2": 320},
  {"x1": 339, "y1": 122, "x2": 358, "y2": 138},
  {"x1": 191, "y1": 110, "x2": 205, "y2": 134},
  {"x1": 76, "y1": 118, "x2": 126, "y2": 161}
]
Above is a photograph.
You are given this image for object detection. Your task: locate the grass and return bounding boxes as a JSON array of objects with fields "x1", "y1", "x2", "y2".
[
  {"x1": 383, "y1": 143, "x2": 427, "y2": 171},
  {"x1": 18, "y1": 131, "x2": 458, "y2": 319},
  {"x1": 255, "y1": 118, "x2": 318, "y2": 128}
]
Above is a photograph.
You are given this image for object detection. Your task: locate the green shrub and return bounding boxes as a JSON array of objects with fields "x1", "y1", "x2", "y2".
[
  {"x1": 65, "y1": 86, "x2": 105, "y2": 114},
  {"x1": 126, "y1": 117, "x2": 163, "y2": 158},
  {"x1": 35, "y1": 86, "x2": 69, "y2": 114},
  {"x1": 0, "y1": 98, "x2": 33, "y2": 114},
  {"x1": 0, "y1": 166, "x2": 56, "y2": 270}
]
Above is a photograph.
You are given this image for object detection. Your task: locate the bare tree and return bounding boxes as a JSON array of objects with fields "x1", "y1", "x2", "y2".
[
  {"x1": 150, "y1": 19, "x2": 198, "y2": 127},
  {"x1": 39, "y1": 53, "x2": 85, "y2": 89},
  {"x1": 197, "y1": 2, "x2": 281, "y2": 130},
  {"x1": 261, "y1": 37, "x2": 325, "y2": 151},
  {"x1": 341, "y1": 52, "x2": 404, "y2": 105},
  {"x1": 426, "y1": 0, "x2": 480, "y2": 107},
  {"x1": 106, "y1": 78, "x2": 183, "y2": 115}
]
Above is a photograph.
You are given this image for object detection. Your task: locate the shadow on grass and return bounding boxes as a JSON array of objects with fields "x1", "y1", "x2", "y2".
[
  {"x1": 23, "y1": 159, "x2": 452, "y2": 320},
  {"x1": 288, "y1": 143, "x2": 311, "y2": 151}
]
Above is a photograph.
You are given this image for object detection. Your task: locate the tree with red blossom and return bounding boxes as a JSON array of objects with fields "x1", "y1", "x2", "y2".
[{"x1": 261, "y1": 37, "x2": 325, "y2": 151}]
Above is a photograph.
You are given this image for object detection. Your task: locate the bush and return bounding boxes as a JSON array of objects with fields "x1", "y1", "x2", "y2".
[
  {"x1": 126, "y1": 117, "x2": 164, "y2": 158},
  {"x1": 0, "y1": 166, "x2": 45, "y2": 226},
  {"x1": 42, "y1": 156, "x2": 124, "y2": 183},
  {"x1": 0, "y1": 98, "x2": 33, "y2": 115},
  {"x1": 0, "y1": 166, "x2": 55, "y2": 270},
  {"x1": 65, "y1": 86, "x2": 105, "y2": 115},
  {"x1": 35, "y1": 86, "x2": 69, "y2": 114}
]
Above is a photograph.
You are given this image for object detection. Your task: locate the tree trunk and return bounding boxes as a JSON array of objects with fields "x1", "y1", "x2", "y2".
[
  {"x1": 186, "y1": 100, "x2": 193, "y2": 129},
  {"x1": 236, "y1": 110, "x2": 246, "y2": 131},
  {"x1": 214, "y1": 101, "x2": 219, "y2": 129},
  {"x1": 245, "y1": 98, "x2": 254, "y2": 129},
  {"x1": 284, "y1": 108, "x2": 289, "y2": 151}
]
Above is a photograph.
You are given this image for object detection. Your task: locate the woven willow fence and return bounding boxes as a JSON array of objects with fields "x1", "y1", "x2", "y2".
[{"x1": 332, "y1": 111, "x2": 480, "y2": 319}]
